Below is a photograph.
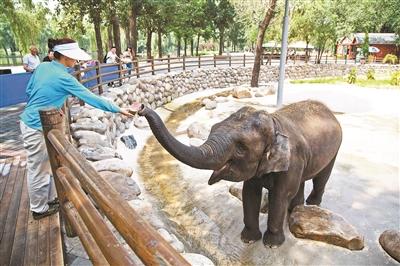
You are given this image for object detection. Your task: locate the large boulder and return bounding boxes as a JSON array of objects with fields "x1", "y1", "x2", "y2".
[
  {"x1": 379, "y1": 230, "x2": 400, "y2": 262},
  {"x1": 289, "y1": 205, "x2": 364, "y2": 250},
  {"x1": 134, "y1": 116, "x2": 149, "y2": 129},
  {"x1": 91, "y1": 158, "x2": 133, "y2": 177},
  {"x1": 99, "y1": 171, "x2": 140, "y2": 200},
  {"x1": 232, "y1": 87, "x2": 252, "y2": 99},
  {"x1": 73, "y1": 130, "x2": 111, "y2": 148}
]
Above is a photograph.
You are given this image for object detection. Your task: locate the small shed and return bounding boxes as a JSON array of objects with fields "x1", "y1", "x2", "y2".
[{"x1": 337, "y1": 33, "x2": 399, "y2": 60}]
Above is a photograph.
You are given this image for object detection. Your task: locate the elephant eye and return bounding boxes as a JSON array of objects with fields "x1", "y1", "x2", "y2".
[{"x1": 236, "y1": 143, "x2": 246, "y2": 156}]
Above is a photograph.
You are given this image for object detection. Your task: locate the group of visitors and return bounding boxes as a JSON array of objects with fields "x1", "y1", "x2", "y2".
[
  {"x1": 23, "y1": 45, "x2": 135, "y2": 74},
  {"x1": 20, "y1": 38, "x2": 136, "y2": 220}
]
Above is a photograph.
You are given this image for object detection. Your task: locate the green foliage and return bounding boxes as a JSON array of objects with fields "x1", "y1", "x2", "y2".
[
  {"x1": 382, "y1": 54, "x2": 398, "y2": 64},
  {"x1": 347, "y1": 68, "x2": 357, "y2": 84},
  {"x1": 366, "y1": 69, "x2": 375, "y2": 80},
  {"x1": 362, "y1": 32, "x2": 369, "y2": 57},
  {"x1": 390, "y1": 71, "x2": 400, "y2": 86}
]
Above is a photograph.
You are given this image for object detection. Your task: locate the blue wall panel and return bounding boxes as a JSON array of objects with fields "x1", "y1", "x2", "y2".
[{"x1": 0, "y1": 73, "x2": 32, "y2": 107}]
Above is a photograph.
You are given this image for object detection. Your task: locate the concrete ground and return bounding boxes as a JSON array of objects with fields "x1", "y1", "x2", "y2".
[{"x1": 132, "y1": 82, "x2": 399, "y2": 265}]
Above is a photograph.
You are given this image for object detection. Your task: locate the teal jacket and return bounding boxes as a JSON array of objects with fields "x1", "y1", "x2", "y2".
[{"x1": 20, "y1": 60, "x2": 120, "y2": 130}]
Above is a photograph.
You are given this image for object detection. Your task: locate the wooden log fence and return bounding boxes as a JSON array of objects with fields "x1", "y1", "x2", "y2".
[{"x1": 39, "y1": 108, "x2": 190, "y2": 266}]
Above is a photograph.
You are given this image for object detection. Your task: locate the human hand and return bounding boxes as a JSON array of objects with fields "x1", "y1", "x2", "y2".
[
  {"x1": 119, "y1": 103, "x2": 143, "y2": 117},
  {"x1": 119, "y1": 108, "x2": 135, "y2": 117}
]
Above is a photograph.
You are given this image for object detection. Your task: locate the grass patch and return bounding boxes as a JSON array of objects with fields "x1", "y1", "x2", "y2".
[{"x1": 290, "y1": 76, "x2": 399, "y2": 88}]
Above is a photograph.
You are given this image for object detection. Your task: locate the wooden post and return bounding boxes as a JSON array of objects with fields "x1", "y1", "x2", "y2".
[
  {"x1": 325, "y1": 54, "x2": 328, "y2": 64},
  {"x1": 243, "y1": 54, "x2": 246, "y2": 67},
  {"x1": 182, "y1": 56, "x2": 186, "y2": 71},
  {"x1": 335, "y1": 54, "x2": 337, "y2": 64},
  {"x1": 198, "y1": 55, "x2": 201, "y2": 68},
  {"x1": 118, "y1": 61, "x2": 123, "y2": 86},
  {"x1": 39, "y1": 108, "x2": 76, "y2": 237},
  {"x1": 167, "y1": 55, "x2": 171, "y2": 72},
  {"x1": 63, "y1": 202, "x2": 109, "y2": 265},
  {"x1": 61, "y1": 100, "x2": 72, "y2": 143},
  {"x1": 229, "y1": 55, "x2": 231, "y2": 67},
  {"x1": 135, "y1": 58, "x2": 140, "y2": 78},
  {"x1": 293, "y1": 54, "x2": 296, "y2": 64},
  {"x1": 95, "y1": 61, "x2": 103, "y2": 95},
  {"x1": 74, "y1": 65, "x2": 84, "y2": 106},
  {"x1": 345, "y1": 54, "x2": 347, "y2": 64},
  {"x1": 151, "y1": 56, "x2": 155, "y2": 75},
  {"x1": 214, "y1": 54, "x2": 216, "y2": 67},
  {"x1": 269, "y1": 53, "x2": 272, "y2": 65}
]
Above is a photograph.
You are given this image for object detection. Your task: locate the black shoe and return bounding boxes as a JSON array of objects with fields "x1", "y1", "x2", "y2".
[
  {"x1": 32, "y1": 204, "x2": 60, "y2": 220},
  {"x1": 48, "y1": 198, "x2": 59, "y2": 206}
]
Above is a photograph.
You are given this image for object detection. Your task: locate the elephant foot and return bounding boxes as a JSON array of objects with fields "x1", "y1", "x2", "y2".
[
  {"x1": 288, "y1": 199, "x2": 304, "y2": 213},
  {"x1": 263, "y1": 230, "x2": 285, "y2": 248},
  {"x1": 240, "y1": 227, "x2": 262, "y2": 244},
  {"x1": 306, "y1": 193, "x2": 322, "y2": 206}
]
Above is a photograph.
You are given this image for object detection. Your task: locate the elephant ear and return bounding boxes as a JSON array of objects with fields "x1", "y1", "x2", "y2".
[{"x1": 256, "y1": 132, "x2": 290, "y2": 176}]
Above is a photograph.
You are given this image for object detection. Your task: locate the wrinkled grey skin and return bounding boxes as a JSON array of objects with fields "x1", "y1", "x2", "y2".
[{"x1": 138, "y1": 100, "x2": 342, "y2": 247}]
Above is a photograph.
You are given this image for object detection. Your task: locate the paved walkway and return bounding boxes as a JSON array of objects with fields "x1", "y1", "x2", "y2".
[{"x1": 0, "y1": 104, "x2": 25, "y2": 158}]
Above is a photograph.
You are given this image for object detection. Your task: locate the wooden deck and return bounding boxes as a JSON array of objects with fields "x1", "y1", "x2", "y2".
[{"x1": 0, "y1": 156, "x2": 64, "y2": 266}]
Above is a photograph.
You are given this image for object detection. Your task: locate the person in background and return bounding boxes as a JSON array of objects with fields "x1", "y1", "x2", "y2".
[
  {"x1": 106, "y1": 46, "x2": 120, "y2": 64},
  {"x1": 121, "y1": 47, "x2": 134, "y2": 76},
  {"x1": 20, "y1": 38, "x2": 135, "y2": 220},
  {"x1": 43, "y1": 50, "x2": 54, "y2": 62},
  {"x1": 23, "y1": 45, "x2": 40, "y2": 72}
]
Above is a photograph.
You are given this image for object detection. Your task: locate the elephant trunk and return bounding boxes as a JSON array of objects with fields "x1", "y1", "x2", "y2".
[{"x1": 138, "y1": 105, "x2": 232, "y2": 170}]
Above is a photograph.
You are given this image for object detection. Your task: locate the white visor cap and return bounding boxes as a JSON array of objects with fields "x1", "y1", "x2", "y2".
[{"x1": 53, "y1": 42, "x2": 91, "y2": 61}]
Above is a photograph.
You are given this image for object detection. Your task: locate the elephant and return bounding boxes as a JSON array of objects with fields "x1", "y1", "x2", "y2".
[{"x1": 136, "y1": 99, "x2": 342, "y2": 248}]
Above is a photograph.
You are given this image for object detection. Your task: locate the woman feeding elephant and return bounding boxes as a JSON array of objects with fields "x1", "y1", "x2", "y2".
[{"x1": 133, "y1": 99, "x2": 342, "y2": 248}]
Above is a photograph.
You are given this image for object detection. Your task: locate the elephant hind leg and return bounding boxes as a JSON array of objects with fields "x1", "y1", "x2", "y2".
[
  {"x1": 289, "y1": 182, "x2": 305, "y2": 212},
  {"x1": 306, "y1": 155, "x2": 337, "y2": 206}
]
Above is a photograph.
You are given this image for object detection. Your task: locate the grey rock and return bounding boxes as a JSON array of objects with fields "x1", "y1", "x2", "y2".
[
  {"x1": 92, "y1": 158, "x2": 134, "y2": 177},
  {"x1": 78, "y1": 145, "x2": 119, "y2": 161},
  {"x1": 187, "y1": 122, "x2": 209, "y2": 140},
  {"x1": 205, "y1": 100, "x2": 217, "y2": 110},
  {"x1": 70, "y1": 122, "x2": 107, "y2": 134},
  {"x1": 289, "y1": 205, "x2": 364, "y2": 250},
  {"x1": 99, "y1": 171, "x2": 141, "y2": 200},
  {"x1": 134, "y1": 116, "x2": 149, "y2": 129},
  {"x1": 379, "y1": 230, "x2": 400, "y2": 262},
  {"x1": 232, "y1": 87, "x2": 252, "y2": 99},
  {"x1": 181, "y1": 253, "x2": 215, "y2": 266}
]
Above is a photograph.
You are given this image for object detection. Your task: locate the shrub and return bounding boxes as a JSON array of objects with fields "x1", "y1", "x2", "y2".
[
  {"x1": 366, "y1": 69, "x2": 375, "y2": 80},
  {"x1": 390, "y1": 71, "x2": 400, "y2": 86},
  {"x1": 347, "y1": 68, "x2": 357, "y2": 84},
  {"x1": 383, "y1": 54, "x2": 398, "y2": 64}
]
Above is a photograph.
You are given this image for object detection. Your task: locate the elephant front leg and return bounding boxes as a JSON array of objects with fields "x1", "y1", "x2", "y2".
[
  {"x1": 241, "y1": 179, "x2": 262, "y2": 243},
  {"x1": 263, "y1": 187, "x2": 288, "y2": 248}
]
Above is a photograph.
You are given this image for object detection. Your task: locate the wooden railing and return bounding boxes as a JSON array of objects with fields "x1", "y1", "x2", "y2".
[{"x1": 39, "y1": 108, "x2": 190, "y2": 266}]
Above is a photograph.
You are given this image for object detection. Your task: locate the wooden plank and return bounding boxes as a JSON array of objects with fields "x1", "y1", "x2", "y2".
[
  {"x1": 0, "y1": 157, "x2": 13, "y2": 202},
  {"x1": 23, "y1": 212, "x2": 39, "y2": 266},
  {"x1": 9, "y1": 161, "x2": 29, "y2": 266},
  {"x1": 48, "y1": 213, "x2": 64, "y2": 266},
  {"x1": 0, "y1": 157, "x2": 21, "y2": 243},
  {"x1": 37, "y1": 217, "x2": 51, "y2": 265}
]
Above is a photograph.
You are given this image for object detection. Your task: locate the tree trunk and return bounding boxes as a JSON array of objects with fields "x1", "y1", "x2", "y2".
[
  {"x1": 177, "y1": 36, "x2": 181, "y2": 57},
  {"x1": 196, "y1": 34, "x2": 200, "y2": 56},
  {"x1": 190, "y1": 38, "x2": 194, "y2": 56},
  {"x1": 2, "y1": 45, "x2": 10, "y2": 65},
  {"x1": 158, "y1": 31, "x2": 162, "y2": 58},
  {"x1": 251, "y1": 0, "x2": 277, "y2": 87},
  {"x1": 146, "y1": 29, "x2": 152, "y2": 59},
  {"x1": 107, "y1": 24, "x2": 113, "y2": 51},
  {"x1": 92, "y1": 13, "x2": 103, "y2": 61},
  {"x1": 111, "y1": 14, "x2": 122, "y2": 56},
  {"x1": 218, "y1": 29, "x2": 224, "y2": 55},
  {"x1": 129, "y1": 8, "x2": 138, "y2": 56},
  {"x1": 125, "y1": 24, "x2": 131, "y2": 48},
  {"x1": 184, "y1": 38, "x2": 187, "y2": 57}
]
